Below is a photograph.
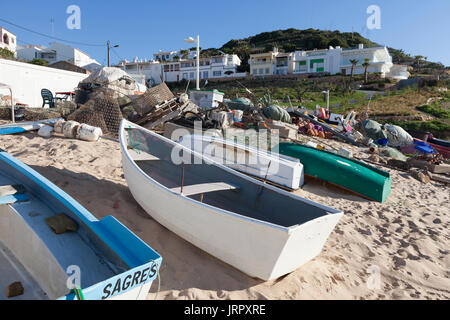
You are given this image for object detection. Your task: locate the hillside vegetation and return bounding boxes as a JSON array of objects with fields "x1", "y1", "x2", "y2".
[{"x1": 199, "y1": 28, "x2": 447, "y2": 73}]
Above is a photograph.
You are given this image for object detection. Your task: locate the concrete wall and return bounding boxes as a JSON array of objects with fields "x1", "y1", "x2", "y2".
[{"x1": 0, "y1": 58, "x2": 89, "y2": 107}]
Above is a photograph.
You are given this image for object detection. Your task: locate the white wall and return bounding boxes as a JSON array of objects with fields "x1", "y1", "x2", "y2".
[{"x1": 0, "y1": 58, "x2": 88, "y2": 108}]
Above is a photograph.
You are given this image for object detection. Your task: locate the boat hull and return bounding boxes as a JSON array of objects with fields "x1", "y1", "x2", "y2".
[
  {"x1": 120, "y1": 120, "x2": 343, "y2": 280},
  {"x1": 0, "y1": 150, "x2": 162, "y2": 300},
  {"x1": 277, "y1": 143, "x2": 392, "y2": 203},
  {"x1": 414, "y1": 138, "x2": 450, "y2": 159}
]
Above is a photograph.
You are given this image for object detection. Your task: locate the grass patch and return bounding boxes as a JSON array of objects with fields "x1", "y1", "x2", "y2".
[{"x1": 417, "y1": 103, "x2": 450, "y2": 118}]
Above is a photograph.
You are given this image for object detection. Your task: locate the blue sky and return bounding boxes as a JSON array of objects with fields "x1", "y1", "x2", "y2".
[{"x1": 2, "y1": 0, "x2": 449, "y2": 66}]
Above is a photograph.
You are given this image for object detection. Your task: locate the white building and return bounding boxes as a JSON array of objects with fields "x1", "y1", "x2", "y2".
[
  {"x1": 339, "y1": 44, "x2": 392, "y2": 77},
  {"x1": 153, "y1": 51, "x2": 180, "y2": 62},
  {"x1": 180, "y1": 54, "x2": 243, "y2": 80},
  {"x1": 117, "y1": 58, "x2": 163, "y2": 86},
  {"x1": 291, "y1": 47, "x2": 342, "y2": 75},
  {"x1": 117, "y1": 52, "x2": 244, "y2": 86},
  {"x1": 16, "y1": 45, "x2": 56, "y2": 62},
  {"x1": 17, "y1": 42, "x2": 102, "y2": 71},
  {"x1": 0, "y1": 27, "x2": 17, "y2": 54},
  {"x1": 251, "y1": 44, "x2": 409, "y2": 80}
]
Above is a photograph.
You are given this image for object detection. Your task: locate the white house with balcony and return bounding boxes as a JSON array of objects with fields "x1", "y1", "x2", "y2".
[
  {"x1": 339, "y1": 44, "x2": 393, "y2": 77},
  {"x1": 154, "y1": 50, "x2": 180, "y2": 62},
  {"x1": 16, "y1": 45, "x2": 57, "y2": 62},
  {"x1": 17, "y1": 42, "x2": 102, "y2": 71},
  {"x1": 291, "y1": 47, "x2": 341, "y2": 75},
  {"x1": 179, "y1": 54, "x2": 243, "y2": 81},
  {"x1": 117, "y1": 58, "x2": 163, "y2": 86},
  {"x1": 252, "y1": 44, "x2": 409, "y2": 80},
  {"x1": 0, "y1": 27, "x2": 17, "y2": 54}
]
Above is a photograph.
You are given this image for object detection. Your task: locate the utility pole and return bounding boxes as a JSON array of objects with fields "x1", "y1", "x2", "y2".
[
  {"x1": 107, "y1": 41, "x2": 119, "y2": 67},
  {"x1": 107, "y1": 41, "x2": 111, "y2": 67}
]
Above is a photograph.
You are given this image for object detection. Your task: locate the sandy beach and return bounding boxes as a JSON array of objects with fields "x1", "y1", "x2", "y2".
[{"x1": 1, "y1": 127, "x2": 448, "y2": 300}]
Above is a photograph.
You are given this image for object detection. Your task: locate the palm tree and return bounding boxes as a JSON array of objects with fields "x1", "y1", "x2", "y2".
[
  {"x1": 415, "y1": 55, "x2": 424, "y2": 69},
  {"x1": 362, "y1": 58, "x2": 371, "y2": 83},
  {"x1": 349, "y1": 59, "x2": 359, "y2": 80}
]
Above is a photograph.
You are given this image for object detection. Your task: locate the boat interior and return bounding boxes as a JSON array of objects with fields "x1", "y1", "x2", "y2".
[
  {"x1": 0, "y1": 156, "x2": 128, "y2": 300},
  {"x1": 125, "y1": 127, "x2": 341, "y2": 229}
]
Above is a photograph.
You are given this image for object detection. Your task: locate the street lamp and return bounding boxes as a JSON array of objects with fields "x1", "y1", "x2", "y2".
[
  {"x1": 322, "y1": 90, "x2": 330, "y2": 108},
  {"x1": 184, "y1": 35, "x2": 200, "y2": 90}
]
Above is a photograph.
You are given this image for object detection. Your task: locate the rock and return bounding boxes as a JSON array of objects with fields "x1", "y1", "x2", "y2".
[
  {"x1": 411, "y1": 169, "x2": 431, "y2": 184},
  {"x1": 45, "y1": 214, "x2": 78, "y2": 234},
  {"x1": 7, "y1": 282, "x2": 24, "y2": 298},
  {"x1": 368, "y1": 154, "x2": 388, "y2": 164}
]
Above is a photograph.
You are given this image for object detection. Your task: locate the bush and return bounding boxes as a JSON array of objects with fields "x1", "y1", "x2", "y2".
[
  {"x1": 0, "y1": 48, "x2": 15, "y2": 59},
  {"x1": 416, "y1": 103, "x2": 450, "y2": 118},
  {"x1": 29, "y1": 59, "x2": 49, "y2": 66}
]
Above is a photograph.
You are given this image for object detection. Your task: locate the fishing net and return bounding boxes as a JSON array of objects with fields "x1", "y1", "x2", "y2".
[{"x1": 67, "y1": 92, "x2": 122, "y2": 136}]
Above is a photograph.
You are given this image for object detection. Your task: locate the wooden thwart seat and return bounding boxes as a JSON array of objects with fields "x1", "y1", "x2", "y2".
[
  {"x1": 0, "y1": 185, "x2": 29, "y2": 205},
  {"x1": 170, "y1": 182, "x2": 240, "y2": 197},
  {"x1": 0, "y1": 185, "x2": 26, "y2": 197},
  {"x1": 0, "y1": 194, "x2": 30, "y2": 205}
]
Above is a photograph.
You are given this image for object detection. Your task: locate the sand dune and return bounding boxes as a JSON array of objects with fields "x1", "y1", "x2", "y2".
[{"x1": 0, "y1": 128, "x2": 448, "y2": 300}]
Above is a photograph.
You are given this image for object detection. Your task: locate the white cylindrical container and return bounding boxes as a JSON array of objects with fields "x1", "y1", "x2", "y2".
[
  {"x1": 38, "y1": 125, "x2": 54, "y2": 138},
  {"x1": 54, "y1": 119, "x2": 66, "y2": 134},
  {"x1": 63, "y1": 121, "x2": 80, "y2": 138},
  {"x1": 76, "y1": 124, "x2": 103, "y2": 142}
]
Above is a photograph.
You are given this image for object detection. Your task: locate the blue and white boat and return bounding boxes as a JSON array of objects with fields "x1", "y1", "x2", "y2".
[{"x1": 0, "y1": 148, "x2": 162, "y2": 300}]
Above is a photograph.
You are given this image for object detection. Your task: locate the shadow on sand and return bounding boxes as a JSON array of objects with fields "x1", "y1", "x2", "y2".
[{"x1": 29, "y1": 164, "x2": 264, "y2": 295}]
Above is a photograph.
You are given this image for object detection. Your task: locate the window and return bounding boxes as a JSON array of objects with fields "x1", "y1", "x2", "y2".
[
  {"x1": 183, "y1": 73, "x2": 188, "y2": 79},
  {"x1": 190, "y1": 72, "x2": 195, "y2": 79},
  {"x1": 203, "y1": 71, "x2": 209, "y2": 79},
  {"x1": 259, "y1": 68, "x2": 263, "y2": 75},
  {"x1": 265, "y1": 68, "x2": 270, "y2": 74},
  {"x1": 252, "y1": 69, "x2": 257, "y2": 75},
  {"x1": 164, "y1": 65, "x2": 169, "y2": 72},
  {"x1": 3, "y1": 34, "x2": 9, "y2": 45},
  {"x1": 213, "y1": 71, "x2": 222, "y2": 77},
  {"x1": 170, "y1": 65, "x2": 174, "y2": 72},
  {"x1": 175, "y1": 65, "x2": 180, "y2": 71}
]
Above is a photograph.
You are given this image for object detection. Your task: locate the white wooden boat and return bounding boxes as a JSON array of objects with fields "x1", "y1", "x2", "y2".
[
  {"x1": 0, "y1": 148, "x2": 162, "y2": 300},
  {"x1": 177, "y1": 134, "x2": 304, "y2": 190},
  {"x1": 120, "y1": 120, "x2": 343, "y2": 281},
  {"x1": 0, "y1": 118, "x2": 63, "y2": 135}
]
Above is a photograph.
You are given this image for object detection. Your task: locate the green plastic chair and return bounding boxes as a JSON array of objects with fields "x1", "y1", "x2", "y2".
[{"x1": 41, "y1": 89, "x2": 62, "y2": 108}]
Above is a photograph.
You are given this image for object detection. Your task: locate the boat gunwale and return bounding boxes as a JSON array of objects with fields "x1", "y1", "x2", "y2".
[{"x1": 119, "y1": 120, "x2": 343, "y2": 234}]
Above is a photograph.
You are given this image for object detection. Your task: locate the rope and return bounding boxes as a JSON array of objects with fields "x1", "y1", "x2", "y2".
[{"x1": 71, "y1": 287, "x2": 85, "y2": 300}]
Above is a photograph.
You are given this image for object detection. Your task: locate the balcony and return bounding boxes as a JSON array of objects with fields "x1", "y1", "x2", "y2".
[
  {"x1": 251, "y1": 60, "x2": 271, "y2": 65},
  {"x1": 276, "y1": 62, "x2": 288, "y2": 67}
]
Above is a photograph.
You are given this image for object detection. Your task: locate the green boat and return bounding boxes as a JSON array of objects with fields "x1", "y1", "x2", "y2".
[{"x1": 276, "y1": 143, "x2": 391, "y2": 203}]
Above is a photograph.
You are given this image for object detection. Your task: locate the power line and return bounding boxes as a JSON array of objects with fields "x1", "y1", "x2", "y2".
[
  {"x1": 111, "y1": 47, "x2": 124, "y2": 64},
  {"x1": 0, "y1": 17, "x2": 105, "y2": 47}
]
